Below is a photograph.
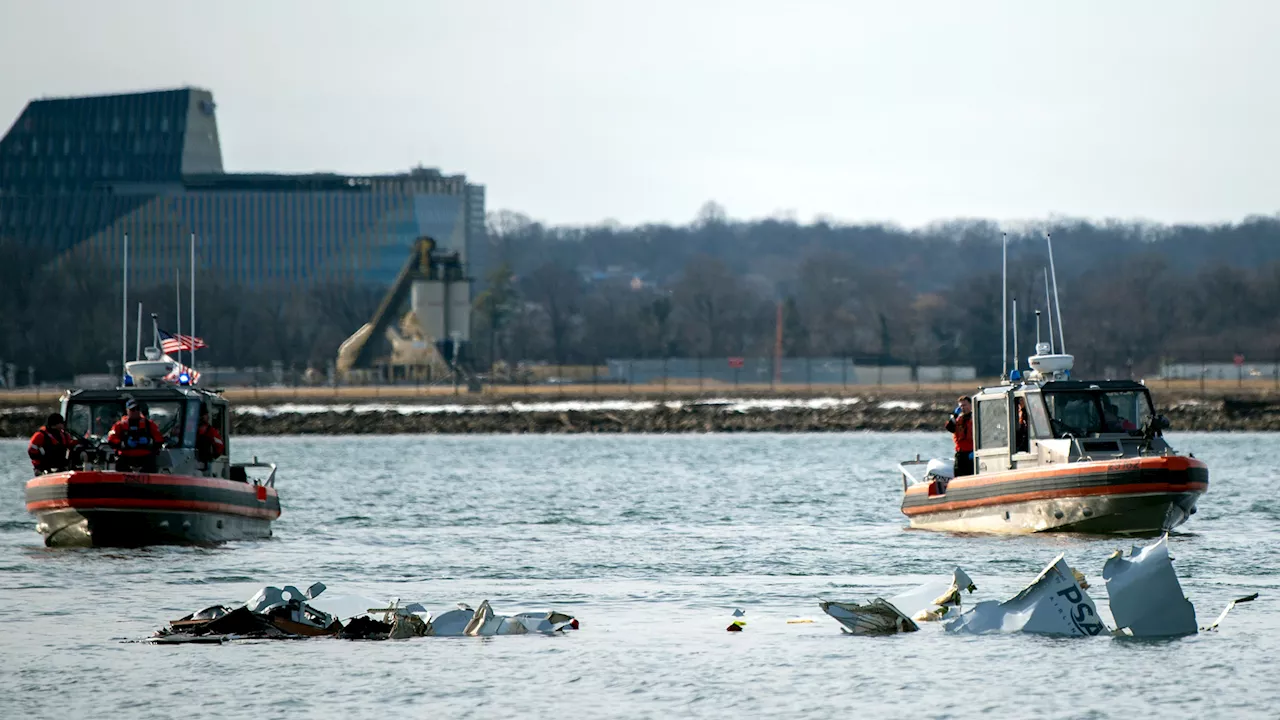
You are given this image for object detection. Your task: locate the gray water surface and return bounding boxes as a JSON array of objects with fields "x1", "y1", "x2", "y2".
[{"x1": 1, "y1": 432, "x2": 1276, "y2": 719}]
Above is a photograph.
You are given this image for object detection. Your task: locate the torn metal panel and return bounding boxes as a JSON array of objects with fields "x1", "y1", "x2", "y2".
[
  {"x1": 888, "y1": 567, "x2": 977, "y2": 622},
  {"x1": 429, "y1": 606, "x2": 476, "y2": 636},
  {"x1": 819, "y1": 567, "x2": 977, "y2": 634},
  {"x1": 820, "y1": 599, "x2": 918, "y2": 635},
  {"x1": 945, "y1": 556, "x2": 1107, "y2": 637},
  {"x1": 1102, "y1": 534, "x2": 1197, "y2": 638}
]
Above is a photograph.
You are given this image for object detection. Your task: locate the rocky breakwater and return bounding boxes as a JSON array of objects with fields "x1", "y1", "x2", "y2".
[
  {"x1": 4, "y1": 395, "x2": 1280, "y2": 436},
  {"x1": 231, "y1": 399, "x2": 945, "y2": 435}
]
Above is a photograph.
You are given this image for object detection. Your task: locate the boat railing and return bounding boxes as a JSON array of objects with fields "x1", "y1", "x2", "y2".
[
  {"x1": 899, "y1": 457, "x2": 931, "y2": 490},
  {"x1": 232, "y1": 457, "x2": 277, "y2": 487}
]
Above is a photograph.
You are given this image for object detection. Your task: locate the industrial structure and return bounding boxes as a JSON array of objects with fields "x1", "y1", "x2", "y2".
[
  {"x1": 0, "y1": 87, "x2": 484, "y2": 287},
  {"x1": 336, "y1": 236, "x2": 474, "y2": 385}
]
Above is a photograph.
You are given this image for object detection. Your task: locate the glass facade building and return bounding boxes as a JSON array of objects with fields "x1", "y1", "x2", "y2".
[{"x1": 0, "y1": 87, "x2": 483, "y2": 287}]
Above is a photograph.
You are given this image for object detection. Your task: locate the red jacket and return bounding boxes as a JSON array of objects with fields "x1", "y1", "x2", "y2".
[
  {"x1": 107, "y1": 416, "x2": 165, "y2": 457},
  {"x1": 946, "y1": 412, "x2": 973, "y2": 453},
  {"x1": 28, "y1": 425, "x2": 76, "y2": 471},
  {"x1": 197, "y1": 422, "x2": 225, "y2": 461}
]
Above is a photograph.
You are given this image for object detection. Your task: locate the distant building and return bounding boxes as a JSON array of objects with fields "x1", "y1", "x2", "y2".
[{"x1": 0, "y1": 87, "x2": 483, "y2": 287}]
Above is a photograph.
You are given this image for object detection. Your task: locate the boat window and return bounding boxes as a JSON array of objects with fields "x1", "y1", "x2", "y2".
[
  {"x1": 1100, "y1": 391, "x2": 1152, "y2": 433},
  {"x1": 1043, "y1": 392, "x2": 1102, "y2": 437},
  {"x1": 977, "y1": 397, "x2": 1008, "y2": 450},
  {"x1": 144, "y1": 402, "x2": 187, "y2": 448},
  {"x1": 67, "y1": 401, "x2": 127, "y2": 439},
  {"x1": 1024, "y1": 393, "x2": 1052, "y2": 439}
]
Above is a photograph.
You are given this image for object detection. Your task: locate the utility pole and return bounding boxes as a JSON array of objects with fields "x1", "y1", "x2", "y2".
[{"x1": 774, "y1": 301, "x2": 783, "y2": 387}]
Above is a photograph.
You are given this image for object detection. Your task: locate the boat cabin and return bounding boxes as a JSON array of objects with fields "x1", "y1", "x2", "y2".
[
  {"x1": 970, "y1": 379, "x2": 1169, "y2": 475},
  {"x1": 59, "y1": 386, "x2": 232, "y2": 479}
]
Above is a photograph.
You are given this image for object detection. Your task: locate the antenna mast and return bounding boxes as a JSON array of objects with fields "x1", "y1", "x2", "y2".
[
  {"x1": 1046, "y1": 232, "x2": 1066, "y2": 353},
  {"x1": 190, "y1": 232, "x2": 196, "y2": 374},
  {"x1": 1002, "y1": 232, "x2": 1008, "y2": 378},
  {"x1": 121, "y1": 233, "x2": 128, "y2": 379},
  {"x1": 175, "y1": 270, "x2": 182, "y2": 368},
  {"x1": 1012, "y1": 297, "x2": 1019, "y2": 376},
  {"x1": 1043, "y1": 269, "x2": 1054, "y2": 353}
]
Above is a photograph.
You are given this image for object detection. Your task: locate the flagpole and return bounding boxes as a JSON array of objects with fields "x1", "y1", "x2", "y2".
[{"x1": 190, "y1": 232, "x2": 196, "y2": 374}]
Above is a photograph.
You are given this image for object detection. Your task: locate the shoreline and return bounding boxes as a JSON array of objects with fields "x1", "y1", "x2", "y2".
[{"x1": 3, "y1": 393, "x2": 1280, "y2": 436}]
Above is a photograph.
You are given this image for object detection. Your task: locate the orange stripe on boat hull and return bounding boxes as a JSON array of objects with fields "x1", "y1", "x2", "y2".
[
  {"x1": 904, "y1": 455, "x2": 1207, "y2": 497},
  {"x1": 27, "y1": 470, "x2": 277, "y2": 499},
  {"x1": 901, "y1": 481, "x2": 1207, "y2": 516},
  {"x1": 26, "y1": 497, "x2": 280, "y2": 520}
]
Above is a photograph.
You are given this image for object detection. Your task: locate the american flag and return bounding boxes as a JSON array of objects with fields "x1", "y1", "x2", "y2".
[
  {"x1": 163, "y1": 355, "x2": 202, "y2": 385},
  {"x1": 158, "y1": 328, "x2": 207, "y2": 354}
]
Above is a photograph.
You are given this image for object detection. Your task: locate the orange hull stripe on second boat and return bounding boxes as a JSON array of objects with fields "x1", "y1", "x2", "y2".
[
  {"x1": 904, "y1": 456, "x2": 1204, "y2": 497},
  {"x1": 901, "y1": 481, "x2": 1208, "y2": 515}
]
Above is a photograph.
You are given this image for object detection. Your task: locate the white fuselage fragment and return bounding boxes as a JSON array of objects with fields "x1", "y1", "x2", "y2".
[
  {"x1": 1102, "y1": 534, "x2": 1197, "y2": 637},
  {"x1": 945, "y1": 556, "x2": 1107, "y2": 637}
]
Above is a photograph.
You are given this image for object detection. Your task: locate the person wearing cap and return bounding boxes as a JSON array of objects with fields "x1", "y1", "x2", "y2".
[
  {"x1": 107, "y1": 397, "x2": 165, "y2": 473},
  {"x1": 195, "y1": 405, "x2": 225, "y2": 466},
  {"x1": 28, "y1": 413, "x2": 77, "y2": 474}
]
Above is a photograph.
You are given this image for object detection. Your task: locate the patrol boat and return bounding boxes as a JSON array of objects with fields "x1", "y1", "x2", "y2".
[
  {"x1": 898, "y1": 349, "x2": 1207, "y2": 534},
  {"x1": 23, "y1": 353, "x2": 281, "y2": 547},
  {"x1": 897, "y1": 234, "x2": 1207, "y2": 535}
]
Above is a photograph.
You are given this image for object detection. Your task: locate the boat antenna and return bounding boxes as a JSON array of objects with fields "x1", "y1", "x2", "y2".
[
  {"x1": 1035, "y1": 309, "x2": 1042, "y2": 348},
  {"x1": 151, "y1": 312, "x2": 160, "y2": 350},
  {"x1": 1002, "y1": 232, "x2": 1008, "y2": 379},
  {"x1": 1012, "y1": 296, "x2": 1019, "y2": 377},
  {"x1": 121, "y1": 232, "x2": 128, "y2": 381},
  {"x1": 1043, "y1": 268, "x2": 1054, "y2": 353},
  {"x1": 175, "y1": 269, "x2": 182, "y2": 368},
  {"x1": 190, "y1": 232, "x2": 196, "y2": 375},
  {"x1": 1046, "y1": 232, "x2": 1066, "y2": 353},
  {"x1": 135, "y1": 302, "x2": 142, "y2": 361}
]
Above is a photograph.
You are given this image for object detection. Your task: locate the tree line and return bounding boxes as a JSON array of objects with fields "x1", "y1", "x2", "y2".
[{"x1": 4, "y1": 206, "x2": 1280, "y2": 383}]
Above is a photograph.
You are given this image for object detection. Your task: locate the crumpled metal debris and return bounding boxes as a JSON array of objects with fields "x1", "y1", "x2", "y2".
[
  {"x1": 819, "y1": 567, "x2": 976, "y2": 634},
  {"x1": 1102, "y1": 535, "x2": 1197, "y2": 637},
  {"x1": 823, "y1": 536, "x2": 1257, "y2": 640},
  {"x1": 944, "y1": 556, "x2": 1105, "y2": 636},
  {"x1": 149, "y1": 585, "x2": 578, "y2": 644},
  {"x1": 942, "y1": 535, "x2": 1254, "y2": 639}
]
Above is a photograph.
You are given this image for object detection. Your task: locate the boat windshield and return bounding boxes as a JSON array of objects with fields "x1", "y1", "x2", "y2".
[
  {"x1": 1041, "y1": 390, "x2": 1153, "y2": 437},
  {"x1": 67, "y1": 400, "x2": 188, "y2": 448}
]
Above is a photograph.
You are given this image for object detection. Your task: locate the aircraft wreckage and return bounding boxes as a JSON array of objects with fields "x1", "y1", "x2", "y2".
[
  {"x1": 819, "y1": 535, "x2": 1258, "y2": 638},
  {"x1": 148, "y1": 583, "x2": 579, "y2": 644}
]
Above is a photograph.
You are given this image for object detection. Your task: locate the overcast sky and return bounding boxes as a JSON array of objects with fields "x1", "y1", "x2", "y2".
[{"x1": 1, "y1": 1, "x2": 1276, "y2": 227}]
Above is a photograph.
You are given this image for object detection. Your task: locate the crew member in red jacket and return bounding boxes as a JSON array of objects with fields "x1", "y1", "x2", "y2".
[
  {"x1": 196, "y1": 405, "x2": 225, "y2": 466},
  {"x1": 945, "y1": 396, "x2": 974, "y2": 477},
  {"x1": 28, "y1": 413, "x2": 77, "y2": 474},
  {"x1": 107, "y1": 398, "x2": 165, "y2": 473}
]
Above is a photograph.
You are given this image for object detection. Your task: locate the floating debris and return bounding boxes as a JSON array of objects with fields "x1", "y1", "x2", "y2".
[
  {"x1": 1203, "y1": 593, "x2": 1260, "y2": 632},
  {"x1": 944, "y1": 556, "x2": 1105, "y2": 637},
  {"x1": 726, "y1": 608, "x2": 746, "y2": 632},
  {"x1": 823, "y1": 536, "x2": 1256, "y2": 640},
  {"x1": 820, "y1": 598, "x2": 918, "y2": 635},
  {"x1": 148, "y1": 584, "x2": 578, "y2": 643},
  {"x1": 819, "y1": 567, "x2": 976, "y2": 634},
  {"x1": 1103, "y1": 535, "x2": 1197, "y2": 637}
]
